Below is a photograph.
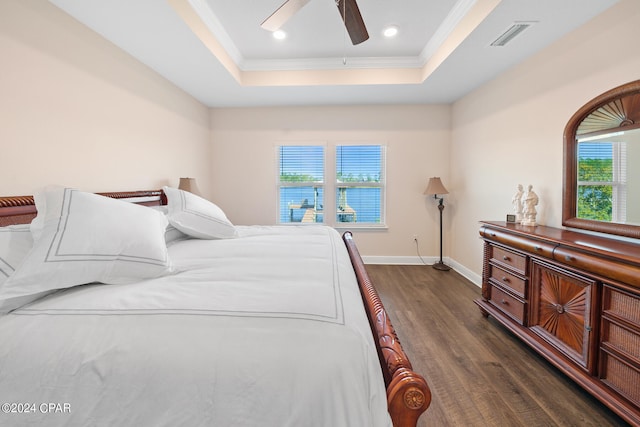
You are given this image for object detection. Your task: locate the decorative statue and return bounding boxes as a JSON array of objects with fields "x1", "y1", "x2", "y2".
[
  {"x1": 521, "y1": 184, "x2": 539, "y2": 226},
  {"x1": 511, "y1": 184, "x2": 524, "y2": 222}
]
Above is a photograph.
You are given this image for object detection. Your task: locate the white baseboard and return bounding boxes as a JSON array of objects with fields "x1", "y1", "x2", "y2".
[
  {"x1": 447, "y1": 259, "x2": 482, "y2": 288},
  {"x1": 362, "y1": 255, "x2": 433, "y2": 265},
  {"x1": 361, "y1": 255, "x2": 482, "y2": 288}
]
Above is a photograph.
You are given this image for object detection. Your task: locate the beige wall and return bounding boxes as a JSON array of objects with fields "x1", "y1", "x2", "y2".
[
  {"x1": 627, "y1": 131, "x2": 640, "y2": 224},
  {"x1": 0, "y1": 0, "x2": 211, "y2": 197},
  {"x1": 4, "y1": 0, "x2": 639, "y2": 282},
  {"x1": 450, "y1": 0, "x2": 640, "y2": 280},
  {"x1": 212, "y1": 0, "x2": 640, "y2": 275},
  {"x1": 210, "y1": 105, "x2": 451, "y2": 258}
]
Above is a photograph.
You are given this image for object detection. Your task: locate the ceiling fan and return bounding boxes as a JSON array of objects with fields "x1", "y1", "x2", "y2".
[{"x1": 261, "y1": 0, "x2": 369, "y2": 45}]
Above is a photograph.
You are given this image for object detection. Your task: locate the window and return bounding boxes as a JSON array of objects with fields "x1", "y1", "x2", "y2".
[
  {"x1": 277, "y1": 144, "x2": 385, "y2": 226},
  {"x1": 335, "y1": 145, "x2": 385, "y2": 225},
  {"x1": 576, "y1": 139, "x2": 627, "y2": 222}
]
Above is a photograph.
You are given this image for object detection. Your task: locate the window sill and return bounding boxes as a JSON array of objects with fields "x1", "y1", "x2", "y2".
[{"x1": 333, "y1": 224, "x2": 388, "y2": 231}]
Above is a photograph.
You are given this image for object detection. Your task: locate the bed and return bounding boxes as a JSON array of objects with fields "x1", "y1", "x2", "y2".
[{"x1": 0, "y1": 188, "x2": 430, "y2": 427}]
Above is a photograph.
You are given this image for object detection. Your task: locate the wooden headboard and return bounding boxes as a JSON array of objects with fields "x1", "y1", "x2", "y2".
[{"x1": 0, "y1": 190, "x2": 166, "y2": 227}]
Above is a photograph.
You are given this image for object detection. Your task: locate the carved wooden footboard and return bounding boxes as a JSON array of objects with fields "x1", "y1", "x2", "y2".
[{"x1": 343, "y1": 231, "x2": 431, "y2": 427}]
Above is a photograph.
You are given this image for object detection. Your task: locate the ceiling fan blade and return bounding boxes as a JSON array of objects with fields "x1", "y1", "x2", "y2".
[
  {"x1": 261, "y1": 0, "x2": 312, "y2": 31},
  {"x1": 336, "y1": 0, "x2": 369, "y2": 45}
]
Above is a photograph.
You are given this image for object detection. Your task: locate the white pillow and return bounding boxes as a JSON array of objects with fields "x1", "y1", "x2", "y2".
[
  {"x1": 163, "y1": 186, "x2": 237, "y2": 239},
  {"x1": 29, "y1": 188, "x2": 47, "y2": 241},
  {"x1": 0, "y1": 224, "x2": 33, "y2": 286},
  {"x1": 165, "y1": 223, "x2": 188, "y2": 244},
  {"x1": 149, "y1": 205, "x2": 188, "y2": 244},
  {"x1": 0, "y1": 187, "x2": 173, "y2": 313}
]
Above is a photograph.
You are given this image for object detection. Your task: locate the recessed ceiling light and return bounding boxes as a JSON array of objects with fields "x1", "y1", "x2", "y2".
[
  {"x1": 383, "y1": 26, "x2": 398, "y2": 38},
  {"x1": 273, "y1": 30, "x2": 287, "y2": 40}
]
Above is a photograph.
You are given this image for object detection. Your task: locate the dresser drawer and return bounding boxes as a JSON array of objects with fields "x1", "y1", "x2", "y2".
[
  {"x1": 489, "y1": 285, "x2": 526, "y2": 325},
  {"x1": 489, "y1": 264, "x2": 526, "y2": 297},
  {"x1": 490, "y1": 245, "x2": 527, "y2": 275},
  {"x1": 603, "y1": 286, "x2": 640, "y2": 327},
  {"x1": 602, "y1": 319, "x2": 640, "y2": 363},
  {"x1": 554, "y1": 246, "x2": 640, "y2": 286},
  {"x1": 481, "y1": 226, "x2": 556, "y2": 259},
  {"x1": 600, "y1": 351, "x2": 640, "y2": 407}
]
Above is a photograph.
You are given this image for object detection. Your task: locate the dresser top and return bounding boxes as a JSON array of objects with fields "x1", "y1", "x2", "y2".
[{"x1": 481, "y1": 221, "x2": 640, "y2": 267}]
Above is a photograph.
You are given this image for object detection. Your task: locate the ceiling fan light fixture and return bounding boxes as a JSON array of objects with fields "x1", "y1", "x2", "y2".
[
  {"x1": 273, "y1": 30, "x2": 287, "y2": 40},
  {"x1": 383, "y1": 25, "x2": 398, "y2": 38}
]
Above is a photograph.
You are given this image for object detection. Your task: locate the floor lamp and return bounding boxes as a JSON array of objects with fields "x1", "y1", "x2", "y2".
[{"x1": 424, "y1": 177, "x2": 450, "y2": 271}]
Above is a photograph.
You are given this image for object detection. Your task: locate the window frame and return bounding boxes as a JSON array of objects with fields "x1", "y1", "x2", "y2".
[
  {"x1": 576, "y1": 139, "x2": 627, "y2": 223},
  {"x1": 276, "y1": 142, "x2": 387, "y2": 228},
  {"x1": 276, "y1": 143, "x2": 326, "y2": 225},
  {"x1": 334, "y1": 144, "x2": 386, "y2": 228}
]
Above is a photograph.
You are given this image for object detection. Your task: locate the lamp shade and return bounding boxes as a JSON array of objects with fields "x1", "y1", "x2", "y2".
[
  {"x1": 178, "y1": 177, "x2": 201, "y2": 196},
  {"x1": 424, "y1": 177, "x2": 449, "y2": 196}
]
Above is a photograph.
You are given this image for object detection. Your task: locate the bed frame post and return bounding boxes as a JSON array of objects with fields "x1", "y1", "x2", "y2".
[{"x1": 342, "y1": 231, "x2": 431, "y2": 427}]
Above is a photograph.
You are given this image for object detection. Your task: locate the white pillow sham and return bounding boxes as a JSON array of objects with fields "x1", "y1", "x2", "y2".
[
  {"x1": 0, "y1": 224, "x2": 33, "y2": 287},
  {"x1": 165, "y1": 223, "x2": 188, "y2": 244},
  {"x1": 163, "y1": 186, "x2": 237, "y2": 239},
  {"x1": 29, "y1": 189, "x2": 46, "y2": 241},
  {"x1": 150, "y1": 205, "x2": 188, "y2": 244},
  {"x1": 0, "y1": 187, "x2": 173, "y2": 313}
]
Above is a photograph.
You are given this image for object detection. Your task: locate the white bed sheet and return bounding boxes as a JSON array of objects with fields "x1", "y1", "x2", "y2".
[{"x1": 0, "y1": 225, "x2": 392, "y2": 427}]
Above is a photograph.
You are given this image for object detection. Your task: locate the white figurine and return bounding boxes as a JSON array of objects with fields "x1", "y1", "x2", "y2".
[
  {"x1": 512, "y1": 184, "x2": 524, "y2": 222},
  {"x1": 521, "y1": 184, "x2": 539, "y2": 226}
]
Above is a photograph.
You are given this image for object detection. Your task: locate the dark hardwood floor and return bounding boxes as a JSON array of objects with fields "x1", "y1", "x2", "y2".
[{"x1": 365, "y1": 264, "x2": 630, "y2": 427}]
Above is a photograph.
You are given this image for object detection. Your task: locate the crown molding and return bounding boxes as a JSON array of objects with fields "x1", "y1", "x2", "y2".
[{"x1": 189, "y1": 0, "x2": 479, "y2": 73}]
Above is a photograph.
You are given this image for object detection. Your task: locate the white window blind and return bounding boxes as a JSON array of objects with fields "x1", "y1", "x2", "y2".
[
  {"x1": 576, "y1": 140, "x2": 627, "y2": 222},
  {"x1": 278, "y1": 145, "x2": 324, "y2": 224},
  {"x1": 335, "y1": 145, "x2": 385, "y2": 225}
]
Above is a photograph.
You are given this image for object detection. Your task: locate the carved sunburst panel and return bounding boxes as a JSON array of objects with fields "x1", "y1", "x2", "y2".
[
  {"x1": 537, "y1": 270, "x2": 588, "y2": 355},
  {"x1": 577, "y1": 92, "x2": 640, "y2": 135}
]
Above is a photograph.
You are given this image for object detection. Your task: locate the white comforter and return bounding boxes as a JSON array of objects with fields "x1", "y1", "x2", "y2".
[{"x1": 0, "y1": 226, "x2": 392, "y2": 427}]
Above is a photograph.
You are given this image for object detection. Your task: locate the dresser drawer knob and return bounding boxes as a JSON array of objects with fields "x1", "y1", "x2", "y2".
[
  {"x1": 501, "y1": 299, "x2": 508, "y2": 305},
  {"x1": 534, "y1": 245, "x2": 542, "y2": 251},
  {"x1": 503, "y1": 256, "x2": 510, "y2": 261},
  {"x1": 502, "y1": 277, "x2": 510, "y2": 283},
  {"x1": 565, "y1": 255, "x2": 575, "y2": 262}
]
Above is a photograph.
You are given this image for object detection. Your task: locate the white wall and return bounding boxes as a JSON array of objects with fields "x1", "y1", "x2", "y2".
[
  {"x1": 0, "y1": 0, "x2": 211, "y2": 197},
  {"x1": 210, "y1": 105, "x2": 451, "y2": 258},
  {"x1": 450, "y1": 0, "x2": 640, "y2": 279}
]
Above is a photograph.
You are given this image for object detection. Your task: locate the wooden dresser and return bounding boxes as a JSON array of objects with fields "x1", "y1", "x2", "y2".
[{"x1": 475, "y1": 221, "x2": 640, "y2": 425}]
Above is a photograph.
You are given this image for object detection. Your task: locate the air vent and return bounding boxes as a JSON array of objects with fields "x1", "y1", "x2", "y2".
[{"x1": 490, "y1": 22, "x2": 535, "y2": 47}]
